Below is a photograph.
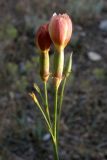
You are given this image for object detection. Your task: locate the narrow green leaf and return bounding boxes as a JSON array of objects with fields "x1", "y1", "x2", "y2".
[
  {"x1": 64, "y1": 52, "x2": 73, "y2": 77},
  {"x1": 34, "y1": 83, "x2": 41, "y2": 94}
]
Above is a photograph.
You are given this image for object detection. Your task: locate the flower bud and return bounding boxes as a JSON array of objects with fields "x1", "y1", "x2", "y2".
[
  {"x1": 35, "y1": 23, "x2": 52, "y2": 52},
  {"x1": 49, "y1": 13, "x2": 72, "y2": 89},
  {"x1": 29, "y1": 92, "x2": 39, "y2": 106},
  {"x1": 49, "y1": 13, "x2": 72, "y2": 52},
  {"x1": 35, "y1": 24, "x2": 51, "y2": 82}
]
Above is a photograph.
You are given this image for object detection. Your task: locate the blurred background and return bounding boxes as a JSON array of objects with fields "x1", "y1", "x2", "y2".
[{"x1": 0, "y1": 0, "x2": 107, "y2": 159}]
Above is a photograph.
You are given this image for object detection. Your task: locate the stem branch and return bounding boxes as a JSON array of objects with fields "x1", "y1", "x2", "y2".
[
  {"x1": 53, "y1": 87, "x2": 59, "y2": 160},
  {"x1": 44, "y1": 82, "x2": 52, "y2": 126},
  {"x1": 54, "y1": 88, "x2": 58, "y2": 140},
  {"x1": 57, "y1": 77, "x2": 67, "y2": 142},
  {"x1": 32, "y1": 95, "x2": 54, "y2": 141}
]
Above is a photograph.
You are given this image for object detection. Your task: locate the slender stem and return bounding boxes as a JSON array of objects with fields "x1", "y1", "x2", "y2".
[
  {"x1": 57, "y1": 77, "x2": 67, "y2": 141},
  {"x1": 58, "y1": 77, "x2": 67, "y2": 121},
  {"x1": 53, "y1": 140, "x2": 59, "y2": 160},
  {"x1": 44, "y1": 82, "x2": 48, "y2": 105},
  {"x1": 54, "y1": 88, "x2": 58, "y2": 140},
  {"x1": 44, "y1": 83, "x2": 59, "y2": 160},
  {"x1": 39, "y1": 92, "x2": 45, "y2": 104},
  {"x1": 33, "y1": 97, "x2": 54, "y2": 141},
  {"x1": 53, "y1": 87, "x2": 59, "y2": 160},
  {"x1": 44, "y1": 81, "x2": 52, "y2": 126}
]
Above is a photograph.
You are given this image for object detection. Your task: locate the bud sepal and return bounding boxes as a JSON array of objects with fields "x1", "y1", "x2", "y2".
[{"x1": 40, "y1": 50, "x2": 50, "y2": 82}]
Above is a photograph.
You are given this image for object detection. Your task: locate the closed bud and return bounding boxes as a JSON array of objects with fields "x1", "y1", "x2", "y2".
[
  {"x1": 29, "y1": 92, "x2": 39, "y2": 105},
  {"x1": 35, "y1": 24, "x2": 51, "y2": 82},
  {"x1": 49, "y1": 13, "x2": 72, "y2": 52},
  {"x1": 49, "y1": 13, "x2": 72, "y2": 89},
  {"x1": 35, "y1": 23, "x2": 52, "y2": 52}
]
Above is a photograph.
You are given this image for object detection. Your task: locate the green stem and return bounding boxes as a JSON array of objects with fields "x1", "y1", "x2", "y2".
[
  {"x1": 33, "y1": 96, "x2": 54, "y2": 141},
  {"x1": 54, "y1": 88, "x2": 58, "y2": 140},
  {"x1": 40, "y1": 92, "x2": 45, "y2": 105},
  {"x1": 57, "y1": 77, "x2": 67, "y2": 142},
  {"x1": 44, "y1": 82, "x2": 52, "y2": 127},
  {"x1": 53, "y1": 140, "x2": 59, "y2": 160},
  {"x1": 53, "y1": 88, "x2": 59, "y2": 160},
  {"x1": 44, "y1": 82, "x2": 48, "y2": 106}
]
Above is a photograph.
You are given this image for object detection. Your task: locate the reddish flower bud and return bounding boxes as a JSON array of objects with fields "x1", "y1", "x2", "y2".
[
  {"x1": 35, "y1": 23, "x2": 52, "y2": 52},
  {"x1": 49, "y1": 13, "x2": 72, "y2": 52},
  {"x1": 35, "y1": 24, "x2": 51, "y2": 82}
]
